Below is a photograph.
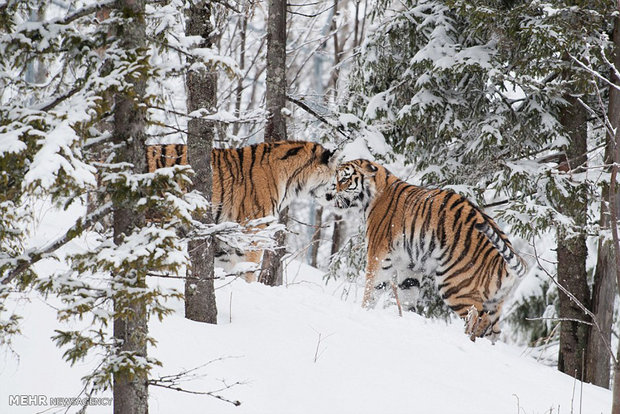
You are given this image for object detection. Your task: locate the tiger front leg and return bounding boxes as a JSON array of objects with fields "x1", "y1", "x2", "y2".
[
  {"x1": 362, "y1": 254, "x2": 394, "y2": 309},
  {"x1": 243, "y1": 249, "x2": 263, "y2": 282}
]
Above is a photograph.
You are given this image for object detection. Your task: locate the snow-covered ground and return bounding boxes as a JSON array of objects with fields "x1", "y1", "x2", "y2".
[{"x1": 1, "y1": 255, "x2": 613, "y2": 414}]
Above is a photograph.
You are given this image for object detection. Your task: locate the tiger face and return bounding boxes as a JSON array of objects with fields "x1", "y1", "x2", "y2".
[{"x1": 332, "y1": 160, "x2": 379, "y2": 211}]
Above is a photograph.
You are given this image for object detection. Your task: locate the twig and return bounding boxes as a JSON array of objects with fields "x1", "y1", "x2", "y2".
[
  {"x1": 146, "y1": 269, "x2": 260, "y2": 281},
  {"x1": 525, "y1": 316, "x2": 593, "y2": 326},
  {"x1": 313, "y1": 332, "x2": 322, "y2": 363},
  {"x1": 149, "y1": 381, "x2": 241, "y2": 406},
  {"x1": 390, "y1": 281, "x2": 403, "y2": 317},
  {"x1": 286, "y1": 95, "x2": 351, "y2": 140},
  {"x1": 148, "y1": 359, "x2": 244, "y2": 406}
]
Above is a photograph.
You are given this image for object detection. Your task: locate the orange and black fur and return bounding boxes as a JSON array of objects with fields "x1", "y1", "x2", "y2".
[
  {"x1": 332, "y1": 159, "x2": 526, "y2": 340},
  {"x1": 147, "y1": 141, "x2": 338, "y2": 279}
]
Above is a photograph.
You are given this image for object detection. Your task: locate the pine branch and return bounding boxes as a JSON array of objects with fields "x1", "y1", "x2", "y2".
[
  {"x1": 1, "y1": 202, "x2": 113, "y2": 286},
  {"x1": 35, "y1": 85, "x2": 81, "y2": 112}
]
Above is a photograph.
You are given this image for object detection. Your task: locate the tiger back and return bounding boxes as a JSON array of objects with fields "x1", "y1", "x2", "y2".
[
  {"x1": 147, "y1": 141, "x2": 338, "y2": 280},
  {"x1": 333, "y1": 159, "x2": 526, "y2": 341}
]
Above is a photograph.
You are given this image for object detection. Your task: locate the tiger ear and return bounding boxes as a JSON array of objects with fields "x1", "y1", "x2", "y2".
[
  {"x1": 321, "y1": 148, "x2": 341, "y2": 167},
  {"x1": 363, "y1": 162, "x2": 379, "y2": 176}
]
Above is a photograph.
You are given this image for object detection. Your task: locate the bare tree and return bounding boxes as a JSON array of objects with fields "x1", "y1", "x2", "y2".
[{"x1": 184, "y1": 0, "x2": 218, "y2": 324}]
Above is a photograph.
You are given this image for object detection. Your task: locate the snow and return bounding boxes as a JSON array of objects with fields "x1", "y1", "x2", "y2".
[{"x1": 1, "y1": 251, "x2": 613, "y2": 414}]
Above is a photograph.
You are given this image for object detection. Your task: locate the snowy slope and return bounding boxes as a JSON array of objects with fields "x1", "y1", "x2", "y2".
[{"x1": 1, "y1": 256, "x2": 612, "y2": 414}]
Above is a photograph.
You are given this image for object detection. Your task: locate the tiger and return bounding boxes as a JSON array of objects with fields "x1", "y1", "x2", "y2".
[
  {"x1": 147, "y1": 141, "x2": 338, "y2": 280},
  {"x1": 330, "y1": 159, "x2": 527, "y2": 341}
]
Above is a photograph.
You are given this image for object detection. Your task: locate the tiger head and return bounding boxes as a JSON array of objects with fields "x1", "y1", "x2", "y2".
[
  {"x1": 286, "y1": 142, "x2": 341, "y2": 202},
  {"x1": 331, "y1": 159, "x2": 381, "y2": 211}
]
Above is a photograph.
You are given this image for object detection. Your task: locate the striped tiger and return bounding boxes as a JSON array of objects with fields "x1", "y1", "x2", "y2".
[
  {"x1": 331, "y1": 159, "x2": 526, "y2": 341},
  {"x1": 147, "y1": 141, "x2": 338, "y2": 280}
]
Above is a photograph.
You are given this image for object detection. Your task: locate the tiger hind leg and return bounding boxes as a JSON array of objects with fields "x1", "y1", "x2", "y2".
[
  {"x1": 243, "y1": 249, "x2": 263, "y2": 282},
  {"x1": 463, "y1": 303, "x2": 502, "y2": 342},
  {"x1": 214, "y1": 240, "x2": 262, "y2": 282}
]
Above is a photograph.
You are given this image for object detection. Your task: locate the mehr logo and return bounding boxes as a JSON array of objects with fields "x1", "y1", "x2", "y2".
[
  {"x1": 8, "y1": 395, "x2": 112, "y2": 407},
  {"x1": 8, "y1": 395, "x2": 47, "y2": 406}
]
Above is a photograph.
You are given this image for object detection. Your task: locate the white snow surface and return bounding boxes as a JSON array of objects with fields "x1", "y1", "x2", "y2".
[
  {"x1": 0, "y1": 207, "x2": 613, "y2": 414},
  {"x1": 1, "y1": 259, "x2": 612, "y2": 414}
]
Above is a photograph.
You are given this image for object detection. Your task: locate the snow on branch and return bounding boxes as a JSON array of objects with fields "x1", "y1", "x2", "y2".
[
  {"x1": 189, "y1": 216, "x2": 286, "y2": 252},
  {"x1": 1, "y1": 202, "x2": 114, "y2": 286}
]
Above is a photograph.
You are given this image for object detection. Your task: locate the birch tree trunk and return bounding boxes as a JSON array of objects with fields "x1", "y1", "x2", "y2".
[
  {"x1": 184, "y1": 0, "x2": 218, "y2": 324},
  {"x1": 112, "y1": 0, "x2": 149, "y2": 412}
]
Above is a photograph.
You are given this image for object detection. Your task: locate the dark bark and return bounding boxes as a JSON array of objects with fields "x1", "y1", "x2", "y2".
[
  {"x1": 586, "y1": 12, "x2": 620, "y2": 390},
  {"x1": 260, "y1": 0, "x2": 288, "y2": 286},
  {"x1": 185, "y1": 0, "x2": 217, "y2": 324},
  {"x1": 259, "y1": 213, "x2": 286, "y2": 286},
  {"x1": 609, "y1": 9, "x2": 620, "y2": 413},
  {"x1": 112, "y1": 1, "x2": 148, "y2": 412},
  {"x1": 587, "y1": 113, "x2": 618, "y2": 389},
  {"x1": 330, "y1": 215, "x2": 344, "y2": 257},
  {"x1": 264, "y1": 0, "x2": 287, "y2": 142},
  {"x1": 556, "y1": 93, "x2": 590, "y2": 382}
]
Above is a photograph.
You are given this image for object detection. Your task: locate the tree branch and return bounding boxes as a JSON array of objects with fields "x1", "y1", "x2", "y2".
[
  {"x1": 148, "y1": 360, "x2": 243, "y2": 406},
  {"x1": 286, "y1": 95, "x2": 350, "y2": 140},
  {"x1": 53, "y1": 0, "x2": 117, "y2": 26},
  {"x1": 1, "y1": 202, "x2": 113, "y2": 286}
]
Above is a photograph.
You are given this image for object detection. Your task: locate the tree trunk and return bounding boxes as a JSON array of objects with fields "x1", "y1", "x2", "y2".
[
  {"x1": 260, "y1": 0, "x2": 288, "y2": 286},
  {"x1": 556, "y1": 93, "x2": 590, "y2": 382},
  {"x1": 309, "y1": 206, "x2": 323, "y2": 268},
  {"x1": 184, "y1": 0, "x2": 217, "y2": 324},
  {"x1": 112, "y1": 1, "x2": 148, "y2": 412},
  {"x1": 232, "y1": 4, "x2": 247, "y2": 138},
  {"x1": 264, "y1": 0, "x2": 287, "y2": 142},
  {"x1": 586, "y1": 11, "x2": 620, "y2": 390},
  {"x1": 330, "y1": 214, "x2": 344, "y2": 257}
]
